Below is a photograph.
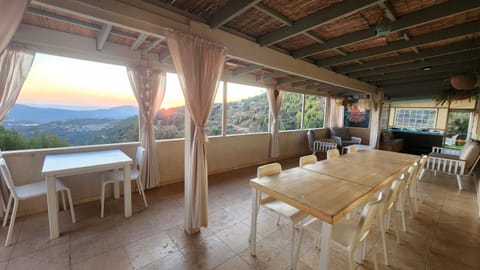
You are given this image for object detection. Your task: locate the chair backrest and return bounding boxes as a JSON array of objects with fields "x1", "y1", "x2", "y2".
[
  {"x1": 382, "y1": 173, "x2": 407, "y2": 214},
  {"x1": 353, "y1": 191, "x2": 384, "y2": 250},
  {"x1": 0, "y1": 158, "x2": 17, "y2": 199},
  {"x1": 307, "y1": 130, "x2": 315, "y2": 152},
  {"x1": 257, "y1": 163, "x2": 282, "y2": 178},
  {"x1": 348, "y1": 145, "x2": 358, "y2": 153},
  {"x1": 415, "y1": 155, "x2": 428, "y2": 180},
  {"x1": 327, "y1": 149, "x2": 340, "y2": 159},
  {"x1": 445, "y1": 134, "x2": 459, "y2": 146},
  {"x1": 299, "y1": 154, "x2": 317, "y2": 167},
  {"x1": 135, "y1": 146, "x2": 146, "y2": 171},
  {"x1": 404, "y1": 162, "x2": 418, "y2": 189},
  {"x1": 459, "y1": 139, "x2": 480, "y2": 172}
]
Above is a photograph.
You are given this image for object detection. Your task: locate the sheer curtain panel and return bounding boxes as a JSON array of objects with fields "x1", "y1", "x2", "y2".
[
  {"x1": 167, "y1": 31, "x2": 226, "y2": 234},
  {"x1": 0, "y1": 45, "x2": 35, "y2": 215},
  {"x1": 0, "y1": 0, "x2": 30, "y2": 54},
  {"x1": 127, "y1": 66, "x2": 166, "y2": 189},
  {"x1": 325, "y1": 96, "x2": 343, "y2": 128},
  {"x1": 266, "y1": 88, "x2": 283, "y2": 157}
]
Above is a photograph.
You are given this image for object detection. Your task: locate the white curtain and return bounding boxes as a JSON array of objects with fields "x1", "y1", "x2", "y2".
[
  {"x1": 127, "y1": 66, "x2": 166, "y2": 189},
  {"x1": 0, "y1": 46, "x2": 35, "y2": 123},
  {"x1": 369, "y1": 89, "x2": 384, "y2": 148},
  {"x1": 470, "y1": 99, "x2": 480, "y2": 140},
  {"x1": 0, "y1": 0, "x2": 29, "y2": 54},
  {"x1": 0, "y1": 45, "x2": 35, "y2": 215},
  {"x1": 325, "y1": 96, "x2": 343, "y2": 128},
  {"x1": 167, "y1": 31, "x2": 226, "y2": 234},
  {"x1": 266, "y1": 87, "x2": 283, "y2": 157}
]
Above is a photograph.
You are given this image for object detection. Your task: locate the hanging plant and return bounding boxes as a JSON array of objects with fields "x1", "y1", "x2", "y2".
[{"x1": 434, "y1": 87, "x2": 479, "y2": 106}]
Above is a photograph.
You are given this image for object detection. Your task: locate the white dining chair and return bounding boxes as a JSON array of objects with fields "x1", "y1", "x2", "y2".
[
  {"x1": 299, "y1": 154, "x2": 317, "y2": 167},
  {"x1": 0, "y1": 158, "x2": 76, "y2": 246},
  {"x1": 327, "y1": 149, "x2": 340, "y2": 159},
  {"x1": 378, "y1": 174, "x2": 407, "y2": 265},
  {"x1": 399, "y1": 163, "x2": 418, "y2": 231},
  {"x1": 100, "y1": 146, "x2": 148, "y2": 218},
  {"x1": 410, "y1": 155, "x2": 428, "y2": 212},
  {"x1": 256, "y1": 163, "x2": 308, "y2": 269},
  {"x1": 347, "y1": 145, "x2": 358, "y2": 153},
  {"x1": 293, "y1": 191, "x2": 384, "y2": 270}
]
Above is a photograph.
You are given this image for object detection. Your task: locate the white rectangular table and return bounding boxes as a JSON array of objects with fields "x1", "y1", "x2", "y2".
[{"x1": 42, "y1": 149, "x2": 133, "y2": 239}]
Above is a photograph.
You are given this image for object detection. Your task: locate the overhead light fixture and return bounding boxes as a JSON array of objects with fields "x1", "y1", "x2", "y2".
[
  {"x1": 374, "y1": 12, "x2": 392, "y2": 37},
  {"x1": 422, "y1": 66, "x2": 432, "y2": 71}
]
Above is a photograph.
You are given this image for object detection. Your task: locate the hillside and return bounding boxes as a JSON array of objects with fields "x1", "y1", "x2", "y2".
[{"x1": 5, "y1": 104, "x2": 138, "y2": 123}]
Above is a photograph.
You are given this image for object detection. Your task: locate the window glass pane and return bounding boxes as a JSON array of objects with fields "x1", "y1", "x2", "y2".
[
  {"x1": 205, "y1": 82, "x2": 223, "y2": 136},
  {"x1": 279, "y1": 92, "x2": 302, "y2": 130},
  {"x1": 226, "y1": 83, "x2": 268, "y2": 134},
  {"x1": 303, "y1": 95, "x2": 325, "y2": 129},
  {"x1": 3, "y1": 53, "x2": 138, "y2": 150},
  {"x1": 394, "y1": 108, "x2": 437, "y2": 128},
  {"x1": 154, "y1": 73, "x2": 185, "y2": 140}
]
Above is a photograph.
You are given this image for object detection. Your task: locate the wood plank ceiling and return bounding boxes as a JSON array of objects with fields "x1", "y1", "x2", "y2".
[{"x1": 21, "y1": 0, "x2": 480, "y2": 100}]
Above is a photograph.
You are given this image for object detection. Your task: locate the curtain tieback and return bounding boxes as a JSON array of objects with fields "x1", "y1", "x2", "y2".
[{"x1": 194, "y1": 125, "x2": 208, "y2": 143}]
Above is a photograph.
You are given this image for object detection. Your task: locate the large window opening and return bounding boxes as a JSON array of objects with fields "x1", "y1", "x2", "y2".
[
  {"x1": 394, "y1": 108, "x2": 437, "y2": 129},
  {"x1": 2, "y1": 53, "x2": 138, "y2": 150}
]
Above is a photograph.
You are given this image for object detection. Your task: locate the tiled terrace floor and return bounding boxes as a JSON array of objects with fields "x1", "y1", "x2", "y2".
[{"x1": 0, "y1": 157, "x2": 479, "y2": 269}]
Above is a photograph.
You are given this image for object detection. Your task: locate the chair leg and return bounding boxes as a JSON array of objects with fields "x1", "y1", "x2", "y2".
[
  {"x1": 276, "y1": 215, "x2": 281, "y2": 226},
  {"x1": 406, "y1": 191, "x2": 414, "y2": 218},
  {"x1": 61, "y1": 190, "x2": 67, "y2": 211},
  {"x1": 66, "y1": 189, "x2": 76, "y2": 223},
  {"x1": 3, "y1": 195, "x2": 13, "y2": 227},
  {"x1": 391, "y1": 210, "x2": 401, "y2": 243},
  {"x1": 101, "y1": 182, "x2": 106, "y2": 218},
  {"x1": 289, "y1": 223, "x2": 296, "y2": 269},
  {"x1": 379, "y1": 215, "x2": 389, "y2": 265},
  {"x1": 398, "y1": 196, "x2": 407, "y2": 232},
  {"x1": 292, "y1": 227, "x2": 304, "y2": 270},
  {"x1": 136, "y1": 179, "x2": 148, "y2": 208},
  {"x1": 5, "y1": 199, "x2": 18, "y2": 246},
  {"x1": 370, "y1": 237, "x2": 379, "y2": 270},
  {"x1": 456, "y1": 175, "x2": 463, "y2": 191}
]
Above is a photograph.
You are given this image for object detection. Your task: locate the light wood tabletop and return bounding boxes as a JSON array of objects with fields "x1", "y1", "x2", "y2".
[
  {"x1": 302, "y1": 149, "x2": 420, "y2": 189},
  {"x1": 249, "y1": 149, "x2": 420, "y2": 270},
  {"x1": 250, "y1": 167, "x2": 372, "y2": 224}
]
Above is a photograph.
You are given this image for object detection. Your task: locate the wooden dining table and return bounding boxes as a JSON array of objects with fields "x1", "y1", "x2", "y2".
[{"x1": 249, "y1": 149, "x2": 419, "y2": 270}]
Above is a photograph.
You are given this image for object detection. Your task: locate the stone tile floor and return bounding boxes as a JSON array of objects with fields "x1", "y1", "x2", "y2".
[{"x1": 0, "y1": 157, "x2": 479, "y2": 269}]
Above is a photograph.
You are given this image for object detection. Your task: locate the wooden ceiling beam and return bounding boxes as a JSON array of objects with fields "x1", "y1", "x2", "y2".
[
  {"x1": 254, "y1": 3, "x2": 292, "y2": 26},
  {"x1": 143, "y1": 37, "x2": 165, "y2": 53},
  {"x1": 318, "y1": 21, "x2": 479, "y2": 67},
  {"x1": 208, "y1": 0, "x2": 261, "y2": 28},
  {"x1": 130, "y1": 33, "x2": 148, "y2": 50},
  {"x1": 336, "y1": 40, "x2": 480, "y2": 74},
  {"x1": 351, "y1": 50, "x2": 480, "y2": 78},
  {"x1": 376, "y1": 76, "x2": 450, "y2": 87},
  {"x1": 277, "y1": 77, "x2": 306, "y2": 85},
  {"x1": 96, "y1": 23, "x2": 111, "y2": 51},
  {"x1": 257, "y1": 0, "x2": 382, "y2": 46},
  {"x1": 362, "y1": 63, "x2": 476, "y2": 82},
  {"x1": 258, "y1": 70, "x2": 287, "y2": 80},
  {"x1": 232, "y1": 64, "x2": 263, "y2": 76},
  {"x1": 293, "y1": 0, "x2": 480, "y2": 59}
]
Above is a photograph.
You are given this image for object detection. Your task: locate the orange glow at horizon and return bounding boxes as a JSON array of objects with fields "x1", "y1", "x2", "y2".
[{"x1": 18, "y1": 54, "x2": 264, "y2": 111}]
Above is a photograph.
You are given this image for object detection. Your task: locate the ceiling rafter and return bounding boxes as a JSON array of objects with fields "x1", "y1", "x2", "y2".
[
  {"x1": 254, "y1": 3, "x2": 292, "y2": 26},
  {"x1": 375, "y1": 73, "x2": 452, "y2": 87},
  {"x1": 350, "y1": 50, "x2": 480, "y2": 78},
  {"x1": 336, "y1": 40, "x2": 480, "y2": 74},
  {"x1": 257, "y1": 0, "x2": 382, "y2": 47},
  {"x1": 277, "y1": 77, "x2": 306, "y2": 85},
  {"x1": 130, "y1": 33, "x2": 148, "y2": 50},
  {"x1": 317, "y1": 21, "x2": 479, "y2": 67},
  {"x1": 96, "y1": 23, "x2": 111, "y2": 51},
  {"x1": 232, "y1": 64, "x2": 264, "y2": 76},
  {"x1": 292, "y1": 0, "x2": 479, "y2": 59},
  {"x1": 208, "y1": 0, "x2": 262, "y2": 28},
  {"x1": 361, "y1": 62, "x2": 477, "y2": 82},
  {"x1": 256, "y1": 70, "x2": 287, "y2": 81},
  {"x1": 143, "y1": 37, "x2": 165, "y2": 53}
]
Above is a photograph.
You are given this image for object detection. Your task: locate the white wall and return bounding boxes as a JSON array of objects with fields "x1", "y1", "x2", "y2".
[{"x1": 2, "y1": 129, "x2": 317, "y2": 216}]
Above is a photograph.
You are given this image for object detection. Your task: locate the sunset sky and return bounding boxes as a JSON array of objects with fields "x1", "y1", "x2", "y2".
[{"x1": 18, "y1": 53, "x2": 265, "y2": 110}]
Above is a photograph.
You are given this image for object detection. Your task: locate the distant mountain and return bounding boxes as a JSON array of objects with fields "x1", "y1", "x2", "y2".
[{"x1": 5, "y1": 104, "x2": 138, "y2": 123}]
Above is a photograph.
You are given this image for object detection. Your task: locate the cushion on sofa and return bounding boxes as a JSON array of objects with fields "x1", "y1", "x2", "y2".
[
  {"x1": 330, "y1": 127, "x2": 351, "y2": 140},
  {"x1": 459, "y1": 139, "x2": 480, "y2": 170}
]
